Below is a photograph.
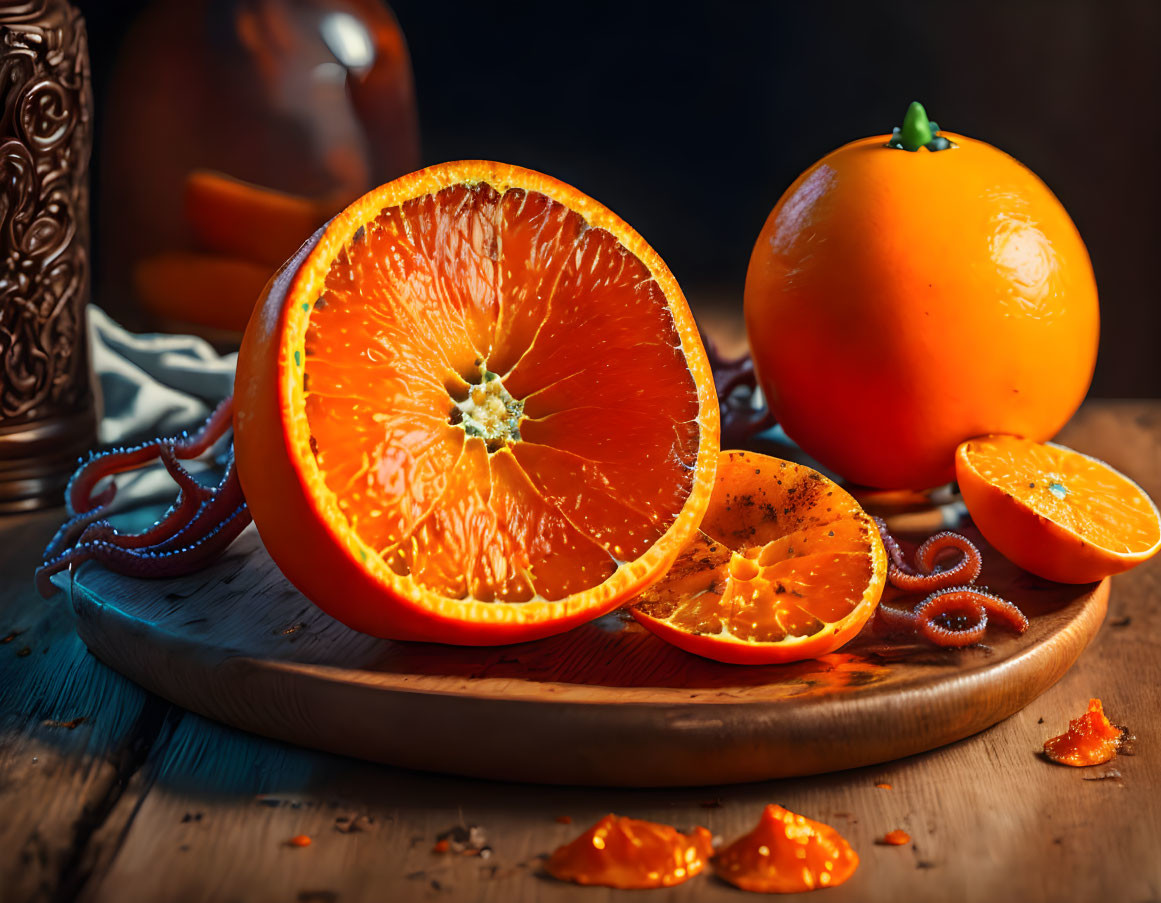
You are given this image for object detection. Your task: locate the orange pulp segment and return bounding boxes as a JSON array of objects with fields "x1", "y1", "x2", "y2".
[
  {"x1": 1043, "y1": 698, "x2": 1124, "y2": 767},
  {"x1": 956, "y1": 436, "x2": 1161, "y2": 583},
  {"x1": 714, "y1": 804, "x2": 859, "y2": 893},
  {"x1": 546, "y1": 814, "x2": 713, "y2": 889},
  {"x1": 629, "y1": 450, "x2": 886, "y2": 664},
  {"x1": 236, "y1": 161, "x2": 719, "y2": 643}
]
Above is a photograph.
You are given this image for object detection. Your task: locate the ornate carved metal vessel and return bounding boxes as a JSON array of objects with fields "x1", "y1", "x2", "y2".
[{"x1": 0, "y1": 0, "x2": 96, "y2": 512}]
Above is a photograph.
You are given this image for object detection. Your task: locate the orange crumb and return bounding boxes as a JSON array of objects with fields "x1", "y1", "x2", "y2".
[
  {"x1": 555, "y1": 815, "x2": 572, "y2": 824},
  {"x1": 875, "y1": 782, "x2": 892, "y2": 790},
  {"x1": 1043, "y1": 698, "x2": 1124, "y2": 767},
  {"x1": 287, "y1": 835, "x2": 311, "y2": 847},
  {"x1": 880, "y1": 830, "x2": 910, "y2": 846},
  {"x1": 432, "y1": 839, "x2": 450, "y2": 854}
]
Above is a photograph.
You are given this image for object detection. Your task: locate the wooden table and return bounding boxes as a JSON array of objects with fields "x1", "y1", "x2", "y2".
[{"x1": 2, "y1": 399, "x2": 1159, "y2": 903}]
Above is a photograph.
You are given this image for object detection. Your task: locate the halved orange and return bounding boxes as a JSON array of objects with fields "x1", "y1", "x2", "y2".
[
  {"x1": 956, "y1": 435, "x2": 1161, "y2": 583},
  {"x1": 234, "y1": 161, "x2": 720, "y2": 644},
  {"x1": 629, "y1": 450, "x2": 886, "y2": 664}
]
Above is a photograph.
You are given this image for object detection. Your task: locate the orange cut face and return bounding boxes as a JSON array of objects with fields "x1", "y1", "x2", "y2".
[
  {"x1": 234, "y1": 161, "x2": 719, "y2": 643},
  {"x1": 956, "y1": 435, "x2": 1161, "y2": 584},
  {"x1": 303, "y1": 182, "x2": 702, "y2": 604}
]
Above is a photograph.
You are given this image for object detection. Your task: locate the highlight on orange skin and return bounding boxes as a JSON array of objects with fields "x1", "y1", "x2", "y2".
[
  {"x1": 1043, "y1": 698, "x2": 1125, "y2": 766},
  {"x1": 546, "y1": 814, "x2": 713, "y2": 889},
  {"x1": 713, "y1": 804, "x2": 859, "y2": 894}
]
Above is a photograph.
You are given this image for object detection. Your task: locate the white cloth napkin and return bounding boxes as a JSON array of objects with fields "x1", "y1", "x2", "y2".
[
  {"x1": 84, "y1": 307, "x2": 236, "y2": 511},
  {"x1": 88, "y1": 306, "x2": 236, "y2": 446}
]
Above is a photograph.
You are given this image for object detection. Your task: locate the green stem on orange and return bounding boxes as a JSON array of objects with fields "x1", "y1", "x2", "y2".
[
  {"x1": 888, "y1": 101, "x2": 953, "y2": 152},
  {"x1": 900, "y1": 102, "x2": 933, "y2": 150}
]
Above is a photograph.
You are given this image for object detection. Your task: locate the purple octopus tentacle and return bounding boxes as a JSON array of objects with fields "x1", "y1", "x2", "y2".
[{"x1": 35, "y1": 502, "x2": 251, "y2": 598}]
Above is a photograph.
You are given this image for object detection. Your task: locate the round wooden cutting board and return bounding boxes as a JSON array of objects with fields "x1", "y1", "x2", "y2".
[{"x1": 54, "y1": 521, "x2": 1107, "y2": 787}]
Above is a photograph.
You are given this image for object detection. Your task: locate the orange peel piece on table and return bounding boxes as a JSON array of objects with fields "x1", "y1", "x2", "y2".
[
  {"x1": 1043, "y1": 698, "x2": 1125, "y2": 766},
  {"x1": 546, "y1": 813, "x2": 713, "y2": 889},
  {"x1": 714, "y1": 804, "x2": 859, "y2": 893}
]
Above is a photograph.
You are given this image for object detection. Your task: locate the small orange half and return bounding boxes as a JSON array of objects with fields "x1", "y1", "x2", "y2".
[
  {"x1": 629, "y1": 451, "x2": 886, "y2": 664},
  {"x1": 956, "y1": 435, "x2": 1161, "y2": 583}
]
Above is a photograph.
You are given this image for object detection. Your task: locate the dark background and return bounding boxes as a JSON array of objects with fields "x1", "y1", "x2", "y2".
[{"x1": 77, "y1": 0, "x2": 1161, "y2": 397}]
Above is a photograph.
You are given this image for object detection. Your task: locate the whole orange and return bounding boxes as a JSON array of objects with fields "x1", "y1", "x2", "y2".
[{"x1": 744, "y1": 104, "x2": 1099, "y2": 490}]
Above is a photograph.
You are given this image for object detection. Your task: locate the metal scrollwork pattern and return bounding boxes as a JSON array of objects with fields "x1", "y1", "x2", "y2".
[{"x1": 0, "y1": 0, "x2": 92, "y2": 424}]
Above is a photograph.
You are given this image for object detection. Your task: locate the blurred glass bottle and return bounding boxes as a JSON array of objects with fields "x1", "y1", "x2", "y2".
[{"x1": 98, "y1": 0, "x2": 420, "y2": 335}]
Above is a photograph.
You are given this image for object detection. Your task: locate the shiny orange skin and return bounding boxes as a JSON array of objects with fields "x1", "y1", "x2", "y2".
[
  {"x1": 745, "y1": 132, "x2": 1099, "y2": 490},
  {"x1": 234, "y1": 163, "x2": 719, "y2": 645}
]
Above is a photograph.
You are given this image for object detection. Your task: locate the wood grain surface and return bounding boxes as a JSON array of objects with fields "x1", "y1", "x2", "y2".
[
  {"x1": 57, "y1": 520, "x2": 1107, "y2": 787},
  {"x1": 2, "y1": 398, "x2": 1159, "y2": 903}
]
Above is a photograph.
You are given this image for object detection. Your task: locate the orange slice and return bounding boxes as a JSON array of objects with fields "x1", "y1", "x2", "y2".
[
  {"x1": 629, "y1": 450, "x2": 886, "y2": 664},
  {"x1": 234, "y1": 161, "x2": 719, "y2": 644},
  {"x1": 956, "y1": 435, "x2": 1161, "y2": 583}
]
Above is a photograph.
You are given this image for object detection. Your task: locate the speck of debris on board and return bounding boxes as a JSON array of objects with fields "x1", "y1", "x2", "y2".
[
  {"x1": 1082, "y1": 769, "x2": 1123, "y2": 782},
  {"x1": 554, "y1": 815, "x2": 572, "y2": 824},
  {"x1": 1, "y1": 630, "x2": 23, "y2": 644},
  {"x1": 699, "y1": 798, "x2": 723, "y2": 809},
  {"x1": 180, "y1": 812, "x2": 204, "y2": 823},
  {"x1": 16, "y1": 646, "x2": 31, "y2": 657},
  {"x1": 334, "y1": 814, "x2": 376, "y2": 833},
  {"x1": 42, "y1": 716, "x2": 87, "y2": 729},
  {"x1": 287, "y1": 835, "x2": 312, "y2": 847},
  {"x1": 433, "y1": 825, "x2": 491, "y2": 858},
  {"x1": 1109, "y1": 616, "x2": 1131, "y2": 628}
]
